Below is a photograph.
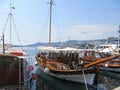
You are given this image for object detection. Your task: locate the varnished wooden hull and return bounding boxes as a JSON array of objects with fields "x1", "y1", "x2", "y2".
[
  {"x1": 36, "y1": 56, "x2": 99, "y2": 86},
  {"x1": 44, "y1": 67, "x2": 98, "y2": 85},
  {"x1": 100, "y1": 60, "x2": 120, "y2": 73}
]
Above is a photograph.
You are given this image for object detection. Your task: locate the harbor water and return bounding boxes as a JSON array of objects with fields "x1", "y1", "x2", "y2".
[{"x1": 25, "y1": 47, "x2": 120, "y2": 90}]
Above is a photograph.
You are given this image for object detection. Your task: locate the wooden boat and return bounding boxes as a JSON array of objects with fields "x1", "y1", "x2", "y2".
[
  {"x1": 78, "y1": 49, "x2": 120, "y2": 73},
  {"x1": 0, "y1": 4, "x2": 34, "y2": 89},
  {"x1": 95, "y1": 26, "x2": 120, "y2": 72},
  {"x1": 35, "y1": 0, "x2": 120, "y2": 87},
  {"x1": 100, "y1": 58, "x2": 120, "y2": 73},
  {"x1": 35, "y1": 47, "x2": 120, "y2": 86},
  {"x1": 36, "y1": 47, "x2": 99, "y2": 86}
]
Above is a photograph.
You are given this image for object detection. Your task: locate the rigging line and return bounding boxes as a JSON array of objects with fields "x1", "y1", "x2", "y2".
[
  {"x1": 3, "y1": 14, "x2": 10, "y2": 33},
  {"x1": 52, "y1": 2, "x2": 61, "y2": 42},
  {"x1": 39, "y1": 3, "x2": 50, "y2": 43},
  {"x1": 82, "y1": 69, "x2": 88, "y2": 90},
  {"x1": 11, "y1": 15, "x2": 23, "y2": 47}
]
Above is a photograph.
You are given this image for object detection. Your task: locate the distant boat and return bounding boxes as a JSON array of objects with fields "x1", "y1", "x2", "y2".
[
  {"x1": 95, "y1": 44, "x2": 119, "y2": 55},
  {"x1": 0, "y1": 3, "x2": 35, "y2": 89}
]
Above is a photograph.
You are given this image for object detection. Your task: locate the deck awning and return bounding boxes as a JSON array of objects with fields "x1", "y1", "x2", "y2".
[{"x1": 37, "y1": 46, "x2": 80, "y2": 53}]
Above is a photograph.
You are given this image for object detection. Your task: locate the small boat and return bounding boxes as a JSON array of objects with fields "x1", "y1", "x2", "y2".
[{"x1": 0, "y1": 3, "x2": 35, "y2": 89}]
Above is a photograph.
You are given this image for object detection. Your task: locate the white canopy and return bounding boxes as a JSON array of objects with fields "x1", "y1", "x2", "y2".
[{"x1": 37, "y1": 46, "x2": 80, "y2": 53}]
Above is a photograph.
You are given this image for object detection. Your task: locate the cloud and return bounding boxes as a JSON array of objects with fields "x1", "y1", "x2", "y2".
[{"x1": 67, "y1": 24, "x2": 119, "y2": 40}]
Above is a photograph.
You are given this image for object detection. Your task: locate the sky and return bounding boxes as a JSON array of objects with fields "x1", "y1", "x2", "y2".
[{"x1": 0, "y1": 0, "x2": 120, "y2": 45}]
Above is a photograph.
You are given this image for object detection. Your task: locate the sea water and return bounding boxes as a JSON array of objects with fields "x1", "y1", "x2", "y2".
[{"x1": 24, "y1": 47, "x2": 120, "y2": 90}]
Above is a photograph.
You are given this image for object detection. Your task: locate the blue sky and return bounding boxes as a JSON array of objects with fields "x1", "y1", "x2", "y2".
[{"x1": 0, "y1": 0, "x2": 120, "y2": 45}]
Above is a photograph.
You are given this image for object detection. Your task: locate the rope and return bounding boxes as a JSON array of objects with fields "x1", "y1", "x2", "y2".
[
  {"x1": 82, "y1": 69, "x2": 88, "y2": 90},
  {"x1": 3, "y1": 14, "x2": 10, "y2": 33},
  {"x1": 11, "y1": 15, "x2": 22, "y2": 46}
]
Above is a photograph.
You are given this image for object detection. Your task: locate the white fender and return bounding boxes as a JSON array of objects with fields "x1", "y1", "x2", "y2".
[
  {"x1": 105, "y1": 63, "x2": 109, "y2": 67},
  {"x1": 44, "y1": 67, "x2": 49, "y2": 74}
]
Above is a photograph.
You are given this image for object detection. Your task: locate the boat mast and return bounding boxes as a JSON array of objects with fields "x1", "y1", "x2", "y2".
[
  {"x1": 48, "y1": 0, "x2": 53, "y2": 46},
  {"x1": 118, "y1": 24, "x2": 120, "y2": 52},
  {"x1": 2, "y1": 33, "x2": 5, "y2": 54},
  {"x1": 9, "y1": 3, "x2": 12, "y2": 44}
]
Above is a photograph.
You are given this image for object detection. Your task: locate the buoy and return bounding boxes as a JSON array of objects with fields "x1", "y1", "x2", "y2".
[
  {"x1": 44, "y1": 67, "x2": 49, "y2": 74},
  {"x1": 29, "y1": 66, "x2": 34, "y2": 71},
  {"x1": 105, "y1": 63, "x2": 109, "y2": 67},
  {"x1": 32, "y1": 74, "x2": 37, "y2": 80},
  {"x1": 35, "y1": 61, "x2": 38, "y2": 66}
]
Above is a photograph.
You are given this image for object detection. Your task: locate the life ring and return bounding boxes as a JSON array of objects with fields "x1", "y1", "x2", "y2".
[{"x1": 10, "y1": 52, "x2": 23, "y2": 56}]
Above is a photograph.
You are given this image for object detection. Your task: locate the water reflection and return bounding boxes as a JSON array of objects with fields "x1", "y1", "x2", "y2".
[{"x1": 98, "y1": 70, "x2": 120, "y2": 90}]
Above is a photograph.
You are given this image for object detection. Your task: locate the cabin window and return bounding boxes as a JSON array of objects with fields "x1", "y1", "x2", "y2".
[
  {"x1": 79, "y1": 51, "x2": 84, "y2": 58},
  {"x1": 94, "y1": 53, "x2": 101, "y2": 58}
]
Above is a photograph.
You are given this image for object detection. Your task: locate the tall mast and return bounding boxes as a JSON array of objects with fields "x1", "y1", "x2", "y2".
[
  {"x1": 118, "y1": 24, "x2": 120, "y2": 52},
  {"x1": 10, "y1": 3, "x2": 12, "y2": 44},
  {"x1": 48, "y1": 0, "x2": 53, "y2": 46},
  {"x1": 2, "y1": 33, "x2": 5, "y2": 54}
]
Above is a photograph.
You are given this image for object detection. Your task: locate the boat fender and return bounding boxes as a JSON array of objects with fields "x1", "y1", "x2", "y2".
[
  {"x1": 44, "y1": 67, "x2": 49, "y2": 74},
  {"x1": 35, "y1": 61, "x2": 38, "y2": 66},
  {"x1": 32, "y1": 74, "x2": 37, "y2": 80},
  {"x1": 80, "y1": 61, "x2": 83, "y2": 64},
  {"x1": 105, "y1": 63, "x2": 109, "y2": 67},
  {"x1": 29, "y1": 65, "x2": 34, "y2": 71}
]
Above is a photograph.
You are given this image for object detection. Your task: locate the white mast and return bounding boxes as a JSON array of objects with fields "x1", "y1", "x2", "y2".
[
  {"x1": 3, "y1": 3, "x2": 15, "y2": 44},
  {"x1": 10, "y1": 3, "x2": 12, "y2": 44},
  {"x1": 48, "y1": 0, "x2": 53, "y2": 46}
]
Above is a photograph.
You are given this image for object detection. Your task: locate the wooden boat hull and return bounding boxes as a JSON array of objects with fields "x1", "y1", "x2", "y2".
[
  {"x1": 36, "y1": 56, "x2": 99, "y2": 86},
  {"x1": 100, "y1": 60, "x2": 120, "y2": 73},
  {"x1": 44, "y1": 67, "x2": 97, "y2": 85}
]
